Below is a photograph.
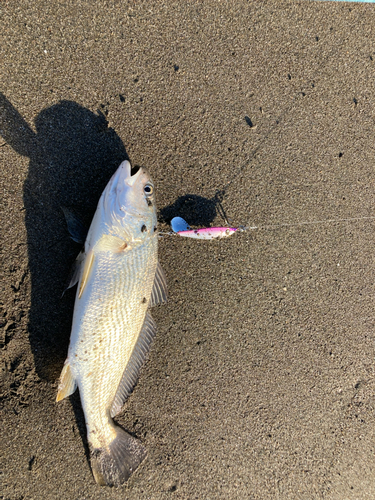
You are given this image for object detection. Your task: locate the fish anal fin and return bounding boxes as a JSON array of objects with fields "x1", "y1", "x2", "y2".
[
  {"x1": 90, "y1": 427, "x2": 146, "y2": 487},
  {"x1": 110, "y1": 312, "x2": 157, "y2": 417},
  {"x1": 149, "y1": 261, "x2": 168, "y2": 307},
  {"x1": 79, "y1": 250, "x2": 94, "y2": 299},
  {"x1": 56, "y1": 360, "x2": 77, "y2": 402}
]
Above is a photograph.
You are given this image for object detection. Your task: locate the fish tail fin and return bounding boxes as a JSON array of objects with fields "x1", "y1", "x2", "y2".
[{"x1": 90, "y1": 427, "x2": 147, "y2": 487}]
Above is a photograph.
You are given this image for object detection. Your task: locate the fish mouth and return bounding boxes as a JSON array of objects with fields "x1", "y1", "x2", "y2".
[
  {"x1": 109, "y1": 161, "x2": 143, "y2": 190},
  {"x1": 130, "y1": 164, "x2": 141, "y2": 177},
  {"x1": 102, "y1": 161, "x2": 149, "y2": 220},
  {"x1": 127, "y1": 165, "x2": 143, "y2": 186},
  {"x1": 118, "y1": 160, "x2": 131, "y2": 181}
]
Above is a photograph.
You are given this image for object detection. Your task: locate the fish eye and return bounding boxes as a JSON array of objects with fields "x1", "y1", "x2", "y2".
[{"x1": 144, "y1": 184, "x2": 153, "y2": 196}]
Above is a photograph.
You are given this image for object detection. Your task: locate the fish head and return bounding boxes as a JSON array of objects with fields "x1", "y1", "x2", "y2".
[{"x1": 103, "y1": 160, "x2": 157, "y2": 237}]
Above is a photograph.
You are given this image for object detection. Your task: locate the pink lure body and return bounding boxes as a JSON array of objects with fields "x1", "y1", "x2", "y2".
[{"x1": 177, "y1": 227, "x2": 237, "y2": 239}]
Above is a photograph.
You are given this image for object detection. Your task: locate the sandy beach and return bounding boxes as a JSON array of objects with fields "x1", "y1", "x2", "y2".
[{"x1": 1, "y1": 1, "x2": 375, "y2": 498}]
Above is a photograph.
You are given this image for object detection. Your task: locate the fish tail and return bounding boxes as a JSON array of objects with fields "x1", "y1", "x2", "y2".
[{"x1": 90, "y1": 426, "x2": 147, "y2": 487}]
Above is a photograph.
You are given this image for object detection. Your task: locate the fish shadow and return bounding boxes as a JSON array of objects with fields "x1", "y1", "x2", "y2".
[{"x1": 0, "y1": 94, "x2": 128, "y2": 380}]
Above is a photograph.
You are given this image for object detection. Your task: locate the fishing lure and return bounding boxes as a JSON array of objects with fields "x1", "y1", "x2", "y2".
[
  {"x1": 170, "y1": 217, "x2": 238, "y2": 239},
  {"x1": 167, "y1": 215, "x2": 375, "y2": 240}
]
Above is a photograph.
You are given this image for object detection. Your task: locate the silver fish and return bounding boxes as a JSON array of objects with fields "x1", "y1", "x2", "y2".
[{"x1": 56, "y1": 160, "x2": 167, "y2": 486}]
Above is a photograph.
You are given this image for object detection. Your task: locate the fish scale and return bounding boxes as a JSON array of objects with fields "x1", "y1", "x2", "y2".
[{"x1": 74, "y1": 238, "x2": 158, "y2": 446}]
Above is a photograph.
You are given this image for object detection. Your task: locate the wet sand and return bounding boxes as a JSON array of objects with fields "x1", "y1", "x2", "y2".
[{"x1": 1, "y1": 1, "x2": 375, "y2": 498}]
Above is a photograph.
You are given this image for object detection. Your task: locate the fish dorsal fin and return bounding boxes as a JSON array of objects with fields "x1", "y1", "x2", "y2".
[
  {"x1": 110, "y1": 311, "x2": 157, "y2": 417},
  {"x1": 56, "y1": 360, "x2": 77, "y2": 402},
  {"x1": 149, "y1": 261, "x2": 168, "y2": 307}
]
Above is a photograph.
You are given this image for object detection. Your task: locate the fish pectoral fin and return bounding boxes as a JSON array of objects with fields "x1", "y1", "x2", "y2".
[
  {"x1": 95, "y1": 234, "x2": 130, "y2": 254},
  {"x1": 110, "y1": 311, "x2": 157, "y2": 417},
  {"x1": 79, "y1": 249, "x2": 94, "y2": 299},
  {"x1": 149, "y1": 261, "x2": 168, "y2": 307},
  {"x1": 62, "y1": 251, "x2": 85, "y2": 297},
  {"x1": 56, "y1": 360, "x2": 77, "y2": 402},
  {"x1": 61, "y1": 206, "x2": 88, "y2": 244},
  {"x1": 78, "y1": 236, "x2": 129, "y2": 299}
]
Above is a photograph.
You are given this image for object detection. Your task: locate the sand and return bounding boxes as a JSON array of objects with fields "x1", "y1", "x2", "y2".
[{"x1": 1, "y1": 1, "x2": 375, "y2": 498}]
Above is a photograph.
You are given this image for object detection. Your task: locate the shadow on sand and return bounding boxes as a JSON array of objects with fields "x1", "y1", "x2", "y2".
[
  {"x1": 1, "y1": 93, "x2": 230, "y2": 477},
  {"x1": 0, "y1": 94, "x2": 128, "y2": 382},
  {"x1": 0, "y1": 93, "x2": 225, "y2": 382},
  {"x1": 0, "y1": 94, "x2": 223, "y2": 468},
  {"x1": 0, "y1": 94, "x2": 131, "y2": 465}
]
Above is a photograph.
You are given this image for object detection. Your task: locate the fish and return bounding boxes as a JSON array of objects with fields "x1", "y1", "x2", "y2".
[{"x1": 56, "y1": 160, "x2": 168, "y2": 487}]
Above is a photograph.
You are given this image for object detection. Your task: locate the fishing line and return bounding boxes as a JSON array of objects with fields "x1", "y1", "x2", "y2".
[
  {"x1": 160, "y1": 15, "x2": 373, "y2": 238},
  {"x1": 205, "y1": 24, "x2": 374, "y2": 233},
  {"x1": 240, "y1": 216, "x2": 375, "y2": 232}
]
